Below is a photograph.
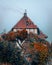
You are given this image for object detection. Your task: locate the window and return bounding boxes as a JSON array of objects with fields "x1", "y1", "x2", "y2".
[{"x1": 26, "y1": 21, "x2": 29, "y2": 26}]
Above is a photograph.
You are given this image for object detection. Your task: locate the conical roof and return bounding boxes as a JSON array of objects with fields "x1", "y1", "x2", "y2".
[{"x1": 13, "y1": 12, "x2": 37, "y2": 29}]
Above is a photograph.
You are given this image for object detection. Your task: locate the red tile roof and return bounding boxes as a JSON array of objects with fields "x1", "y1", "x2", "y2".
[
  {"x1": 13, "y1": 16, "x2": 37, "y2": 29},
  {"x1": 38, "y1": 31, "x2": 48, "y2": 39}
]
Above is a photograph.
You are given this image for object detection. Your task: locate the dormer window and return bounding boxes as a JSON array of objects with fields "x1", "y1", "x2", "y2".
[
  {"x1": 26, "y1": 21, "x2": 31, "y2": 26},
  {"x1": 26, "y1": 21, "x2": 29, "y2": 26}
]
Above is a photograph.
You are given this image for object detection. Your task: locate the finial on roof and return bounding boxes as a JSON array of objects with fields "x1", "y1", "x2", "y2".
[{"x1": 24, "y1": 9, "x2": 27, "y2": 16}]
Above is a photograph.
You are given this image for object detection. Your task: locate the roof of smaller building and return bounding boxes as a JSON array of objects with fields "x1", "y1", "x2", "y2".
[{"x1": 38, "y1": 31, "x2": 48, "y2": 39}]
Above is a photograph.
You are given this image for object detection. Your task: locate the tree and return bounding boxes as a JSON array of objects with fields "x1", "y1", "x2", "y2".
[
  {"x1": 0, "y1": 41, "x2": 24, "y2": 65},
  {"x1": 2, "y1": 29, "x2": 28, "y2": 42},
  {"x1": 28, "y1": 42, "x2": 49, "y2": 65},
  {"x1": 16, "y1": 29, "x2": 28, "y2": 42},
  {"x1": 5, "y1": 32, "x2": 16, "y2": 41}
]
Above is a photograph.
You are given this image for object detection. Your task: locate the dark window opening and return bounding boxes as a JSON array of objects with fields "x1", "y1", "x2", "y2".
[
  {"x1": 26, "y1": 21, "x2": 29, "y2": 26},
  {"x1": 37, "y1": 28, "x2": 40, "y2": 35}
]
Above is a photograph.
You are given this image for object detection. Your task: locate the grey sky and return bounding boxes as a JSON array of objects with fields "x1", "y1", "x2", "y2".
[{"x1": 0, "y1": 0, "x2": 52, "y2": 42}]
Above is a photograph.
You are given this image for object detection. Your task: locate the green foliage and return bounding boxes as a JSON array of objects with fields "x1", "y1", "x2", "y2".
[
  {"x1": 0, "y1": 41, "x2": 24, "y2": 65},
  {"x1": 30, "y1": 43, "x2": 34, "y2": 48}
]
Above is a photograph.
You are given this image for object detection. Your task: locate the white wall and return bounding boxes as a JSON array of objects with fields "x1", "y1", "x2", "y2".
[{"x1": 13, "y1": 28, "x2": 38, "y2": 34}]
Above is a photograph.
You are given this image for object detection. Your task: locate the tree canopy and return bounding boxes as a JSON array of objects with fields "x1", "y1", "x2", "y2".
[{"x1": 0, "y1": 41, "x2": 24, "y2": 65}]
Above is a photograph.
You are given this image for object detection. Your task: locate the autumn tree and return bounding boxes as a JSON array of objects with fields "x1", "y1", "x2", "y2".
[
  {"x1": 16, "y1": 29, "x2": 28, "y2": 42},
  {"x1": 2, "y1": 29, "x2": 28, "y2": 42},
  {"x1": 2, "y1": 32, "x2": 17, "y2": 42},
  {"x1": 28, "y1": 42, "x2": 49, "y2": 65}
]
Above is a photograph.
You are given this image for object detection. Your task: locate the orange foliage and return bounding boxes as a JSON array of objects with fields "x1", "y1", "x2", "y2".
[
  {"x1": 16, "y1": 30, "x2": 21, "y2": 36},
  {"x1": 20, "y1": 29, "x2": 27, "y2": 38},
  {"x1": 29, "y1": 42, "x2": 49, "y2": 65},
  {"x1": 3, "y1": 29, "x2": 27, "y2": 41},
  {"x1": 16, "y1": 29, "x2": 28, "y2": 39},
  {"x1": 5, "y1": 31, "x2": 16, "y2": 41},
  {"x1": 34, "y1": 42, "x2": 48, "y2": 52},
  {"x1": 34, "y1": 42, "x2": 49, "y2": 63}
]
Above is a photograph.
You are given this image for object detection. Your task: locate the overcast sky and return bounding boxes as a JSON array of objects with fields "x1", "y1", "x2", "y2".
[{"x1": 0, "y1": 0, "x2": 52, "y2": 42}]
